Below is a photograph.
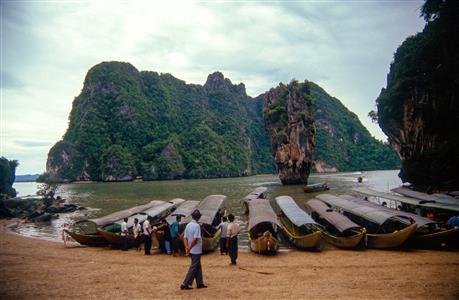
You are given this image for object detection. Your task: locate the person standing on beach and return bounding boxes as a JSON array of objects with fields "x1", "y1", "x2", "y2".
[
  {"x1": 133, "y1": 218, "x2": 143, "y2": 251},
  {"x1": 217, "y1": 216, "x2": 229, "y2": 255},
  {"x1": 171, "y1": 215, "x2": 182, "y2": 256},
  {"x1": 121, "y1": 217, "x2": 129, "y2": 251},
  {"x1": 143, "y1": 216, "x2": 152, "y2": 255},
  {"x1": 226, "y1": 214, "x2": 240, "y2": 265},
  {"x1": 181, "y1": 210, "x2": 207, "y2": 290}
]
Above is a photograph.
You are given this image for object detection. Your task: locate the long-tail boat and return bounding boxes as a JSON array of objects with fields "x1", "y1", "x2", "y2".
[
  {"x1": 181, "y1": 195, "x2": 226, "y2": 253},
  {"x1": 65, "y1": 200, "x2": 164, "y2": 247},
  {"x1": 303, "y1": 182, "x2": 329, "y2": 193},
  {"x1": 242, "y1": 186, "x2": 268, "y2": 201},
  {"x1": 316, "y1": 194, "x2": 417, "y2": 249},
  {"x1": 97, "y1": 199, "x2": 185, "y2": 247},
  {"x1": 165, "y1": 200, "x2": 200, "y2": 227},
  {"x1": 243, "y1": 188, "x2": 281, "y2": 254},
  {"x1": 305, "y1": 199, "x2": 366, "y2": 249},
  {"x1": 275, "y1": 196, "x2": 322, "y2": 250},
  {"x1": 340, "y1": 194, "x2": 459, "y2": 248}
]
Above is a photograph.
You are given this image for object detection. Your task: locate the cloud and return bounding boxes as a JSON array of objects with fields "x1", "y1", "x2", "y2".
[{"x1": 1, "y1": 1, "x2": 425, "y2": 173}]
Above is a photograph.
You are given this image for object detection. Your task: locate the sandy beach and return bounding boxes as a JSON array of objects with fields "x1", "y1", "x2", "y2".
[{"x1": 0, "y1": 220, "x2": 458, "y2": 300}]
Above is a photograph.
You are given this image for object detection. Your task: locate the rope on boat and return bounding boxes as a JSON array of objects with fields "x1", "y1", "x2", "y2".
[{"x1": 280, "y1": 225, "x2": 312, "y2": 239}]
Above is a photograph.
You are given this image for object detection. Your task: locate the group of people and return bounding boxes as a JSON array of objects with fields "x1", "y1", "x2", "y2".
[
  {"x1": 116, "y1": 209, "x2": 241, "y2": 290},
  {"x1": 120, "y1": 215, "x2": 187, "y2": 255}
]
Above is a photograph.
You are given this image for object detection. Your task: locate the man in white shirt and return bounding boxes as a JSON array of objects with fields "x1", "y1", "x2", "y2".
[
  {"x1": 121, "y1": 217, "x2": 129, "y2": 251},
  {"x1": 133, "y1": 218, "x2": 142, "y2": 251},
  {"x1": 181, "y1": 210, "x2": 207, "y2": 290},
  {"x1": 227, "y1": 214, "x2": 240, "y2": 265},
  {"x1": 216, "y1": 216, "x2": 229, "y2": 255},
  {"x1": 143, "y1": 216, "x2": 152, "y2": 255}
]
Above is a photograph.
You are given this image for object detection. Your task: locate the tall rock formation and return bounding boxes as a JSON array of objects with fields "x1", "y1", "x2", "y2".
[
  {"x1": 263, "y1": 81, "x2": 315, "y2": 185},
  {"x1": 376, "y1": 0, "x2": 459, "y2": 190}
]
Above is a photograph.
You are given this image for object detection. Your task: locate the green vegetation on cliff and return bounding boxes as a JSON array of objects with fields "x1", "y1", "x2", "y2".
[
  {"x1": 311, "y1": 83, "x2": 400, "y2": 172},
  {"x1": 47, "y1": 62, "x2": 399, "y2": 182},
  {"x1": 375, "y1": 0, "x2": 458, "y2": 189}
]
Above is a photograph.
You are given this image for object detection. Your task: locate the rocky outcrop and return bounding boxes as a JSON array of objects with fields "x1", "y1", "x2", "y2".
[
  {"x1": 376, "y1": 0, "x2": 459, "y2": 191},
  {"x1": 263, "y1": 81, "x2": 316, "y2": 185}
]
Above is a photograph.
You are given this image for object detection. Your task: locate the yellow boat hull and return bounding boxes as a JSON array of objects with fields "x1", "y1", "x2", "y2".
[
  {"x1": 366, "y1": 223, "x2": 417, "y2": 249},
  {"x1": 321, "y1": 230, "x2": 365, "y2": 249}
]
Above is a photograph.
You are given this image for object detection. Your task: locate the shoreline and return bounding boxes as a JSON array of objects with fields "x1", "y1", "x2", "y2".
[{"x1": 1, "y1": 220, "x2": 458, "y2": 299}]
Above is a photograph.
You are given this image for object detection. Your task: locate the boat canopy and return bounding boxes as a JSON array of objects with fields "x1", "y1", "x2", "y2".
[
  {"x1": 306, "y1": 199, "x2": 361, "y2": 233},
  {"x1": 242, "y1": 186, "x2": 267, "y2": 201},
  {"x1": 316, "y1": 194, "x2": 410, "y2": 226},
  {"x1": 392, "y1": 187, "x2": 459, "y2": 206},
  {"x1": 196, "y1": 195, "x2": 226, "y2": 226},
  {"x1": 166, "y1": 200, "x2": 200, "y2": 224},
  {"x1": 248, "y1": 198, "x2": 282, "y2": 232},
  {"x1": 113, "y1": 198, "x2": 185, "y2": 227},
  {"x1": 275, "y1": 196, "x2": 318, "y2": 228},
  {"x1": 339, "y1": 194, "x2": 437, "y2": 228},
  {"x1": 80, "y1": 200, "x2": 165, "y2": 228},
  {"x1": 354, "y1": 187, "x2": 459, "y2": 213}
]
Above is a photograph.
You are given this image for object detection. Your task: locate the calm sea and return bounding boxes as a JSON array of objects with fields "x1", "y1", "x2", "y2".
[{"x1": 12, "y1": 170, "x2": 401, "y2": 247}]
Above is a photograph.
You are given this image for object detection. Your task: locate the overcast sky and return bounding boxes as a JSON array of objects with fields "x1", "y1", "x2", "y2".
[{"x1": 2, "y1": 0, "x2": 425, "y2": 175}]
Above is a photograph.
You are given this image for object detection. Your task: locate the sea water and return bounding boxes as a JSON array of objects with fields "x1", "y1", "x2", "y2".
[{"x1": 11, "y1": 170, "x2": 402, "y2": 248}]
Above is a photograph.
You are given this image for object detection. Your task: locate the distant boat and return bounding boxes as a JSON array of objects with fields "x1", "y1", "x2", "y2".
[
  {"x1": 306, "y1": 199, "x2": 365, "y2": 249},
  {"x1": 316, "y1": 194, "x2": 417, "y2": 249},
  {"x1": 303, "y1": 182, "x2": 329, "y2": 193},
  {"x1": 243, "y1": 187, "x2": 281, "y2": 254},
  {"x1": 65, "y1": 200, "x2": 164, "y2": 247},
  {"x1": 97, "y1": 199, "x2": 185, "y2": 247},
  {"x1": 342, "y1": 193, "x2": 459, "y2": 248},
  {"x1": 275, "y1": 196, "x2": 321, "y2": 250}
]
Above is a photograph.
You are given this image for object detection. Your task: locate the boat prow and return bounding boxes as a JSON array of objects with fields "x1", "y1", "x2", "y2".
[{"x1": 366, "y1": 223, "x2": 418, "y2": 249}]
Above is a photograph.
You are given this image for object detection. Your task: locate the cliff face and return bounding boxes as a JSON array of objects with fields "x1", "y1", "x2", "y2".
[
  {"x1": 46, "y1": 62, "x2": 272, "y2": 182},
  {"x1": 46, "y1": 62, "x2": 400, "y2": 182},
  {"x1": 263, "y1": 81, "x2": 315, "y2": 185},
  {"x1": 376, "y1": 0, "x2": 459, "y2": 190}
]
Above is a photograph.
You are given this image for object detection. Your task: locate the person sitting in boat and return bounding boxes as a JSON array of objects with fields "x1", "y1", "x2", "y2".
[
  {"x1": 133, "y1": 218, "x2": 143, "y2": 251},
  {"x1": 171, "y1": 216, "x2": 183, "y2": 256},
  {"x1": 121, "y1": 217, "x2": 129, "y2": 251},
  {"x1": 447, "y1": 216, "x2": 459, "y2": 228},
  {"x1": 217, "y1": 216, "x2": 229, "y2": 255},
  {"x1": 427, "y1": 211, "x2": 435, "y2": 221}
]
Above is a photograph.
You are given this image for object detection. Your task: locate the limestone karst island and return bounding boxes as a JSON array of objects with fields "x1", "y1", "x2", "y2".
[{"x1": 1, "y1": 0, "x2": 458, "y2": 299}]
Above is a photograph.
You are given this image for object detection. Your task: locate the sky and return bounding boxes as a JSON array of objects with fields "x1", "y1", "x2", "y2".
[{"x1": 1, "y1": 0, "x2": 425, "y2": 175}]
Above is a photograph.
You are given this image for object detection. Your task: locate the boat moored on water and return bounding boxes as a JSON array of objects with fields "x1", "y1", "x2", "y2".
[
  {"x1": 306, "y1": 199, "x2": 366, "y2": 249},
  {"x1": 316, "y1": 194, "x2": 417, "y2": 249},
  {"x1": 182, "y1": 195, "x2": 226, "y2": 253},
  {"x1": 303, "y1": 182, "x2": 329, "y2": 193},
  {"x1": 275, "y1": 196, "x2": 322, "y2": 250},
  {"x1": 65, "y1": 200, "x2": 165, "y2": 247},
  {"x1": 97, "y1": 198, "x2": 185, "y2": 247},
  {"x1": 243, "y1": 188, "x2": 281, "y2": 254},
  {"x1": 341, "y1": 194, "x2": 459, "y2": 248}
]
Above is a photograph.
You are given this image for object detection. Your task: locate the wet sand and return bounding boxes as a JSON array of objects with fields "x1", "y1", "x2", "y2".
[{"x1": 0, "y1": 220, "x2": 458, "y2": 299}]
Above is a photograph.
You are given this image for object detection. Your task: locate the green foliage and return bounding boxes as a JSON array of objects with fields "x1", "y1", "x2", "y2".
[
  {"x1": 100, "y1": 144, "x2": 136, "y2": 180},
  {"x1": 0, "y1": 157, "x2": 18, "y2": 197},
  {"x1": 310, "y1": 83, "x2": 400, "y2": 171}
]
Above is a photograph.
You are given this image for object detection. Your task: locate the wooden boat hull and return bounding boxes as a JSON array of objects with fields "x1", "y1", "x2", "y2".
[
  {"x1": 65, "y1": 230, "x2": 108, "y2": 247},
  {"x1": 304, "y1": 182, "x2": 329, "y2": 193},
  {"x1": 321, "y1": 230, "x2": 365, "y2": 249},
  {"x1": 366, "y1": 223, "x2": 417, "y2": 249},
  {"x1": 290, "y1": 231, "x2": 322, "y2": 250},
  {"x1": 410, "y1": 227, "x2": 459, "y2": 248},
  {"x1": 97, "y1": 229, "x2": 137, "y2": 247},
  {"x1": 250, "y1": 237, "x2": 279, "y2": 254},
  {"x1": 202, "y1": 228, "x2": 221, "y2": 253}
]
